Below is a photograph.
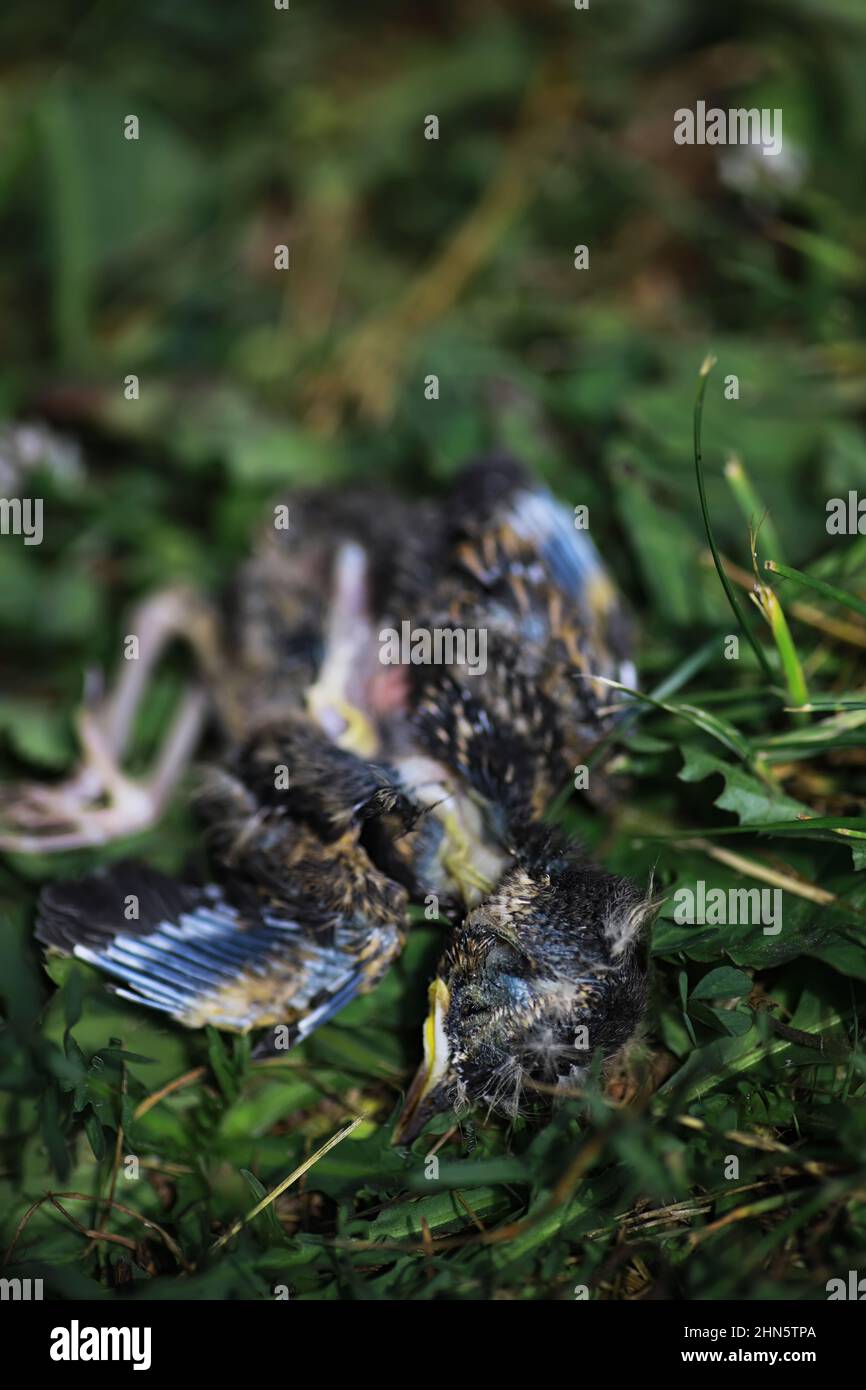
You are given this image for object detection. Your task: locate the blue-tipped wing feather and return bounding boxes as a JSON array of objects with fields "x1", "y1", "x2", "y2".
[{"x1": 37, "y1": 862, "x2": 402, "y2": 1035}]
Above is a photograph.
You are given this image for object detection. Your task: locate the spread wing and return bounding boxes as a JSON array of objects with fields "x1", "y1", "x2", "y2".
[
  {"x1": 36, "y1": 722, "x2": 413, "y2": 1036},
  {"x1": 37, "y1": 860, "x2": 402, "y2": 1035}
]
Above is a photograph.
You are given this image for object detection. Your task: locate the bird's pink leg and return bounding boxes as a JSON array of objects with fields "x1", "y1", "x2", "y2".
[{"x1": 0, "y1": 588, "x2": 218, "y2": 853}]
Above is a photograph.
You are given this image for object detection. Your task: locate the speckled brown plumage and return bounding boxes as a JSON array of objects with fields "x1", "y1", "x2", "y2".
[{"x1": 33, "y1": 455, "x2": 650, "y2": 1138}]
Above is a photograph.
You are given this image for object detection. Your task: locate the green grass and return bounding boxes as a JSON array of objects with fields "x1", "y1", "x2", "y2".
[{"x1": 1, "y1": 0, "x2": 866, "y2": 1301}]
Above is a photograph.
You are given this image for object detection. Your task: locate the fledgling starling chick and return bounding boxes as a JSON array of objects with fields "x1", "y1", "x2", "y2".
[
  {"x1": 26, "y1": 485, "x2": 439, "y2": 1038},
  {"x1": 385, "y1": 460, "x2": 651, "y2": 1140},
  {"x1": 392, "y1": 839, "x2": 649, "y2": 1143},
  {"x1": 9, "y1": 454, "x2": 651, "y2": 1140}
]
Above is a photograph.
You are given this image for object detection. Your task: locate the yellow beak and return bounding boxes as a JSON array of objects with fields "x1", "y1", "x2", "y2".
[{"x1": 392, "y1": 977, "x2": 452, "y2": 1145}]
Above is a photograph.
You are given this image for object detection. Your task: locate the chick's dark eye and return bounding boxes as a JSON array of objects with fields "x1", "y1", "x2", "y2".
[{"x1": 484, "y1": 941, "x2": 529, "y2": 977}]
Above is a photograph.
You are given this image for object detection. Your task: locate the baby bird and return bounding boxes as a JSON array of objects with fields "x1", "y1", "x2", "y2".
[
  {"x1": 7, "y1": 455, "x2": 650, "y2": 1141},
  {"x1": 393, "y1": 839, "x2": 649, "y2": 1142},
  {"x1": 383, "y1": 459, "x2": 651, "y2": 1139}
]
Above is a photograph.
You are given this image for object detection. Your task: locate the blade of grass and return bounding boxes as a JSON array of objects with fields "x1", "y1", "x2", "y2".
[
  {"x1": 694, "y1": 356, "x2": 773, "y2": 678},
  {"x1": 584, "y1": 636, "x2": 719, "y2": 770},
  {"x1": 209, "y1": 1114, "x2": 363, "y2": 1252},
  {"x1": 750, "y1": 583, "x2": 809, "y2": 718},
  {"x1": 581, "y1": 674, "x2": 754, "y2": 761},
  {"x1": 656, "y1": 1003, "x2": 852, "y2": 1106},
  {"x1": 673, "y1": 836, "x2": 861, "y2": 914},
  {"x1": 724, "y1": 454, "x2": 785, "y2": 566},
  {"x1": 766, "y1": 559, "x2": 866, "y2": 620},
  {"x1": 791, "y1": 698, "x2": 866, "y2": 711},
  {"x1": 759, "y1": 708, "x2": 866, "y2": 749},
  {"x1": 645, "y1": 815, "x2": 866, "y2": 844},
  {"x1": 700, "y1": 551, "x2": 866, "y2": 648},
  {"x1": 646, "y1": 635, "x2": 720, "y2": 703}
]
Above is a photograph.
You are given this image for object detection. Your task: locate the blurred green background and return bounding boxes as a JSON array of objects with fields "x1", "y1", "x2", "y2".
[{"x1": 1, "y1": 0, "x2": 865, "y2": 1301}]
